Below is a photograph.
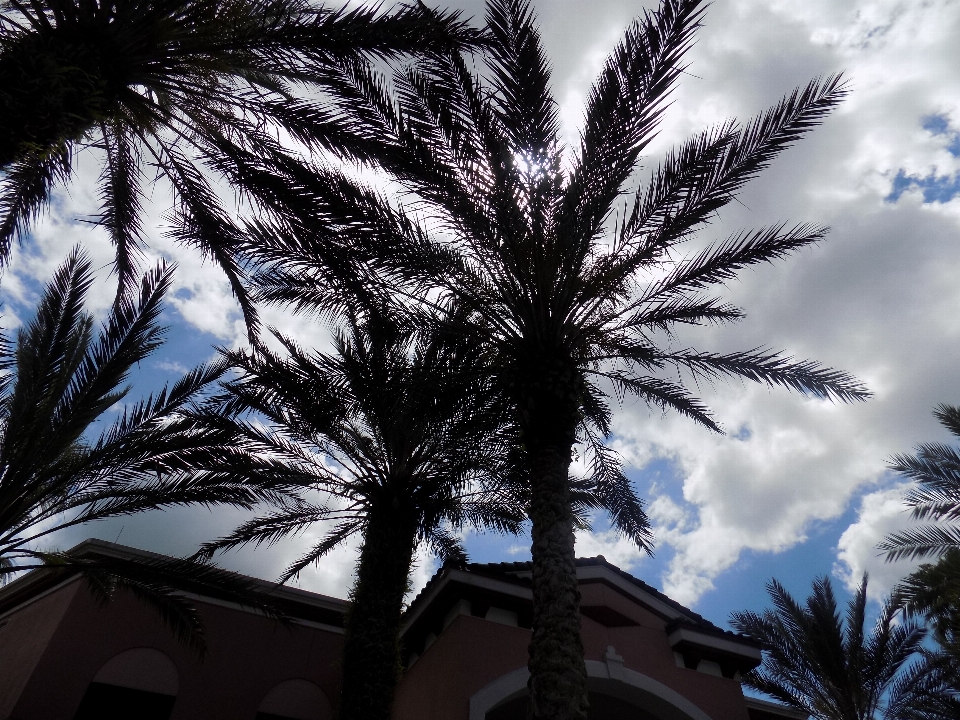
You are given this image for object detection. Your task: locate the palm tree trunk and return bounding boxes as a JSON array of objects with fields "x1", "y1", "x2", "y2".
[
  {"x1": 0, "y1": 35, "x2": 108, "y2": 167},
  {"x1": 339, "y1": 503, "x2": 417, "y2": 720},
  {"x1": 520, "y1": 362, "x2": 589, "y2": 720}
]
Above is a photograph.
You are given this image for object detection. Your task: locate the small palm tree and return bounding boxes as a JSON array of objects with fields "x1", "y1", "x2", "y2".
[
  {"x1": 0, "y1": 0, "x2": 483, "y2": 328},
  {"x1": 880, "y1": 404, "x2": 960, "y2": 561},
  {"x1": 242, "y1": 0, "x2": 869, "y2": 715},
  {"x1": 731, "y1": 575, "x2": 958, "y2": 720},
  {"x1": 0, "y1": 248, "x2": 296, "y2": 650},
  {"x1": 197, "y1": 307, "x2": 526, "y2": 720}
]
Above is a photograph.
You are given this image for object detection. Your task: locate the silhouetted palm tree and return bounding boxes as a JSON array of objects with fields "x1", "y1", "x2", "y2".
[
  {"x1": 240, "y1": 0, "x2": 869, "y2": 715},
  {"x1": 196, "y1": 307, "x2": 526, "y2": 720},
  {"x1": 731, "y1": 575, "x2": 959, "y2": 720},
  {"x1": 880, "y1": 404, "x2": 960, "y2": 561},
  {"x1": 0, "y1": 0, "x2": 484, "y2": 329},
  {"x1": 0, "y1": 248, "x2": 297, "y2": 650},
  {"x1": 894, "y1": 549, "x2": 960, "y2": 657}
]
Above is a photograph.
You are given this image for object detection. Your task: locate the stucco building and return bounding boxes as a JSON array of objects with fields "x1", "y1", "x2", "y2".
[{"x1": 0, "y1": 540, "x2": 804, "y2": 720}]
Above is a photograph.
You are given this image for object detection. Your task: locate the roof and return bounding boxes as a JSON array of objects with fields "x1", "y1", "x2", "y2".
[
  {"x1": 399, "y1": 554, "x2": 761, "y2": 671},
  {"x1": 476, "y1": 556, "x2": 729, "y2": 633},
  {"x1": 0, "y1": 539, "x2": 348, "y2": 628},
  {"x1": 404, "y1": 554, "x2": 751, "y2": 643}
]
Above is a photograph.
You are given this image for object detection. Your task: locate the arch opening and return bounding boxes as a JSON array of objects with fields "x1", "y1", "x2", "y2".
[
  {"x1": 256, "y1": 678, "x2": 333, "y2": 720},
  {"x1": 487, "y1": 690, "x2": 659, "y2": 720},
  {"x1": 470, "y1": 664, "x2": 714, "y2": 720},
  {"x1": 73, "y1": 647, "x2": 178, "y2": 720}
]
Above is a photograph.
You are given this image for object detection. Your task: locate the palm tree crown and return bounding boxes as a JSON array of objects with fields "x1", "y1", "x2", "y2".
[
  {"x1": 0, "y1": 248, "x2": 297, "y2": 649},
  {"x1": 0, "y1": 0, "x2": 484, "y2": 329},
  {"x1": 240, "y1": 0, "x2": 869, "y2": 716},
  {"x1": 731, "y1": 575, "x2": 959, "y2": 720},
  {"x1": 198, "y1": 307, "x2": 524, "y2": 720}
]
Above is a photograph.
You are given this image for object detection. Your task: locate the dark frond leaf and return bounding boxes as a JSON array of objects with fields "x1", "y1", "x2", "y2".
[
  {"x1": 0, "y1": 145, "x2": 72, "y2": 263},
  {"x1": 670, "y1": 348, "x2": 871, "y2": 403}
]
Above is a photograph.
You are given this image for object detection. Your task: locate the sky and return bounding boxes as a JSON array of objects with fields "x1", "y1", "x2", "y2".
[{"x1": 6, "y1": 0, "x2": 960, "y2": 632}]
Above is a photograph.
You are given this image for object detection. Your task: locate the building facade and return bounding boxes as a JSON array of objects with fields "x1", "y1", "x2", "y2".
[{"x1": 0, "y1": 541, "x2": 804, "y2": 720}]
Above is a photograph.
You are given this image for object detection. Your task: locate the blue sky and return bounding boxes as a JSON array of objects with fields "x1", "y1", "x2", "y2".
[{"x1": 6, "y1": 0, "x2": 960, "y2": 635}]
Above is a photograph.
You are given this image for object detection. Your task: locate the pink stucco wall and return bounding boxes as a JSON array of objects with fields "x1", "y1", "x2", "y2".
[
  {"x1": 0, "y1": 579, "x2": 81, "y2": 719},
  {"x1": 392, "y1": 584, "x2": 750, "y2": 720},
  {"x1": 1, "y1": 569, "x2": 755, "y2": 720},
  {"x1": 1, "y1": 580, "x2": 344, "y2": 720}
]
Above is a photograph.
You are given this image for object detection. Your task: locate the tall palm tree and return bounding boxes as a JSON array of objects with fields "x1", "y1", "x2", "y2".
[
  {"x1": 731, "y1": 575, "x2": 959, "y2": 720},
  {"x1": 880, "y1": 404, "x2": 960, "y2": 561},
  {"x1": 196, "y1": 307, "x2": 527, "y2": 720},
  {"x1": 239, "y1": 0, "x2": 869, "y2": 716},
  {"x1": 0, "y1": 0, "x2": 484, "y2": 329},
  {"x1": 0, "y1": 248, "x2": 299, "y2": 650}
]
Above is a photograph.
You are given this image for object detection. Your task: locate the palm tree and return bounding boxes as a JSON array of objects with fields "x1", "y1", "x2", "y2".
[
  {"x1": 239, "y1": 0, "x2": 869, "y2": 715},
  {"x1": 731, "y1": 575, "x2": 959, "y2": 720},
  {"x1": 0, "y1": 0, "x2": 484, "y2": 330},
  {"x1": 894, "y1": 549, "x2": 960, "y2": 657},
  {"x1": 0, "y1": 248, "x2": 299, "y2": 651},
  {"x1": 880, "y1": 404, "x2": 960, "y2": 561},
  {"x1": 195, "y1": 307, "x2": 527, "y2": 720}
]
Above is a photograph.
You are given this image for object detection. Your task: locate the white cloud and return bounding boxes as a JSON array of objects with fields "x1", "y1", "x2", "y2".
[
  {"x1": 575, "y1": 528, "x2": 649, "y2": 571},
  {"x1": 154, "y1": 360, "x2": 190, "y2": 374},
  {"x1": 834, "y1": 484, "x2": 922, "y2": 602}
]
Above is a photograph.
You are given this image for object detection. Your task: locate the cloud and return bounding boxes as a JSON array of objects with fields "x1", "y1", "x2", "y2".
[
  {"x1": 154, "y1": 360, "x2": 190, "y2": 374},
  {"x1": 575, "y1": 528, "x2": 649, "y2": 571},
  {"x1": 573, "y1": 0, "x2": 960, "y2": 606},
  {"x1": 834, "y1": 484, "x2": 921, "y2": 601}
]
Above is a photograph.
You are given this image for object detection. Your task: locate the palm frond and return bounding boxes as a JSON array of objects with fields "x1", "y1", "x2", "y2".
[
  {"x1": 882, "y1": 404, "x2": 960, "y2": 561},
  {"x1": 159, "y1": 145, "x2": 260, "y2": 340},
  {"x1": 561, "y1": 0, "x2": 706, "y2": 250},
  {"x1": 887, "y1": 651, "x2": 960, "y2": 720},
  {"x1": 279, "y1": 520, "x2": 363, "y2": 584},
  {"x1": 485, "y1": 0, "x2": 557, "y2": 156},
  {"x1": 98, "y1": 124, "x2": 146, "y2": 296},
  {"x1": 579, "y1": 422, "x2": 653, "y2": 552},
  {"x1": 637, "y1": 223, "x2": 828, "y2": 305},
  {"x1": 933, "y1": 404, "x2": 960, "y2": 440},
  {"x1": 668, "y1": 348, "x2": 870, "y2": 402},
  {"x1": 624, "y1": 75, "x2": 848, "y2": 250},
  {"x1": 423, "y1": 525, "x2": 467, "y2": 566},
  {"x1": 880, "y1": 526, "x2": 960, "y2": 562},
  {"x1": 590, "y1": 370, "x2": 720, "y2": 431},
  {"x1": 0, "y1": 144, "x2": 72, "y2": 263}
]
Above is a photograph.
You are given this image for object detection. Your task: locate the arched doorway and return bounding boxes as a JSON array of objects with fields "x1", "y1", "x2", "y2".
[
  {"x1": 470, "y1": 657, "x2": 714, "y2": 720},
  {"x1": 73, "y1": 647, "x2": 179, "y2": 720},
  {"x1": 256, "y1": 678, "x2": 333, "y2": 720},
  {"x1": 487, "y1": 691, "x2": 659, "y2": 720}
]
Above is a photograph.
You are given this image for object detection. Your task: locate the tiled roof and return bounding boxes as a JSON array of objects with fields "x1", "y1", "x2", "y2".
[
  {"x1": 0, "y1": 539, "x2": 348, "y2": 625},
  {"x1": 403, "y1": 554, "x2": 755, "y2": 647},
  {"x1": 475, "y1": 556, "x2": 719, "y2": 625}
]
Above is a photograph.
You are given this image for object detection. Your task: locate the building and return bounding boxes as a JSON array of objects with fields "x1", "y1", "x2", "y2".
[{"x1": 0, "y1": 540, "x2": 805, "y2": 720}]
